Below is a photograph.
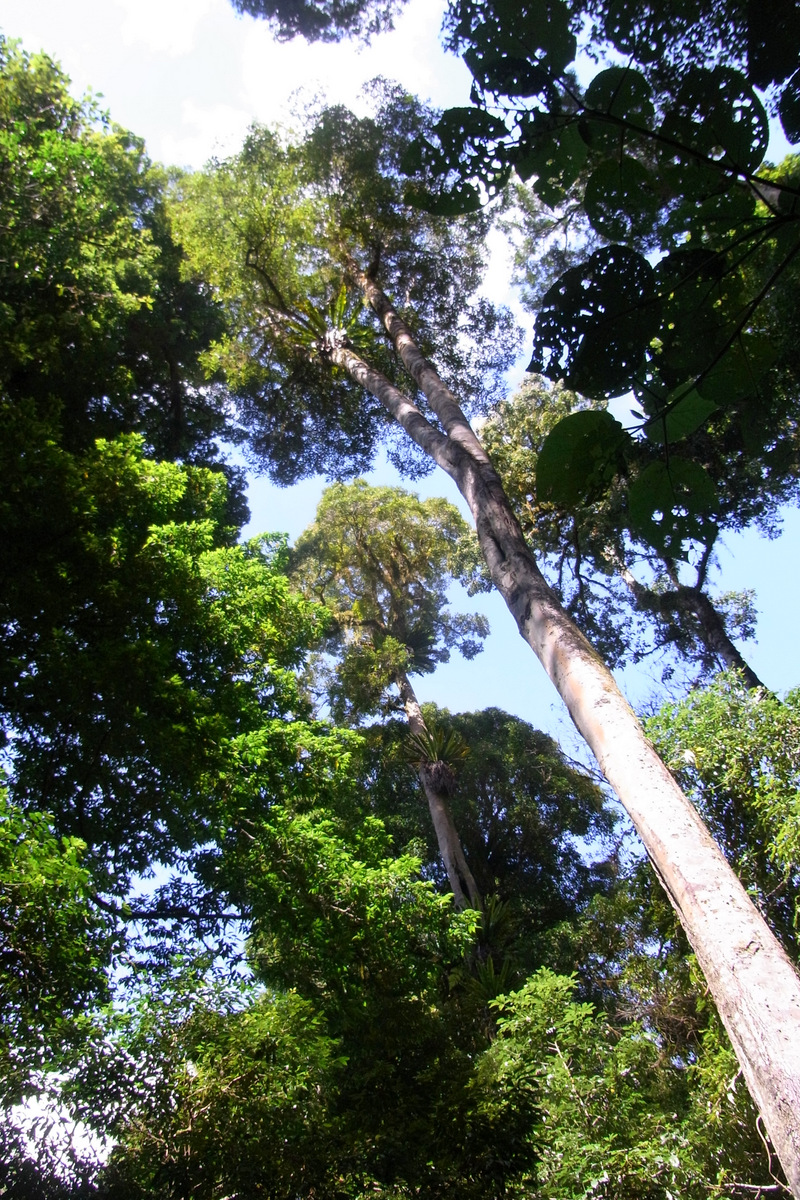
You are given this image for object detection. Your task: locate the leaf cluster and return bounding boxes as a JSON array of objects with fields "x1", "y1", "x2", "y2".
[
  {"x1": 647, "y1": 672, "x2": 800, "y2": 953},
  {"x1": 0, "y1": 38, "x2": 237, "y2": 478},
  {"x1": 401, "y1": 2, "x2": 800, "y2": 553}
]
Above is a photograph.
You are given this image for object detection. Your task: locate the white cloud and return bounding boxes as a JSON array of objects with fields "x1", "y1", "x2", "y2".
[
  {"x1": 238, "y1": 0, "x2": 472, "y2": 126},
  {"x1": 160, "y1": 97, "x2": 253, "y2": 167},
  {"x1": 113, "y1": 0, "x2": 219, "y2": 57}
]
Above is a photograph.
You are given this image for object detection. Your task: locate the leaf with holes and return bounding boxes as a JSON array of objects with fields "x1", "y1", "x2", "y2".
[
  {"x1": 402, "y1": 108, "x2": 512, "y2": 208},
  {"x1": 403, "y1": 180, "x2": 483, "y2": 215},
  {"x1": 660, "y1": 68, "x2": 768, "y2": 174},
  {"x1": 628, "y1": 459, "x2": 718, "y2": 557},
  {"x1": 585, "y1": 66, "x2": 655, "y2": 127},
  {"x1": 529, "y1": 246, "x2": 660, "y2": 398},
  {"x1": 580, "y1": 66, "x2": 655, "y2": 154},
  {"x1": 779, "y1": 68, "x2": 800, "y2": 144},
  {"x1": 513, "y1": 114, "x2": 588, "y2": 205},
  {"x1": 464, "y1": 48, "x2": 552, "y2": 98},
  {"x1": 584, "y1": 156, "x2": 660, "y2": 240},
  {"x1": 456, "y1": 0, "x2": 576, "y2": 79}
]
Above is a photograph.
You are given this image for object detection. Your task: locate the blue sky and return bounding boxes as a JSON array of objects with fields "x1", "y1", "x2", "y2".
[{"x1": 4, "y1": 0, "x2": 798, "y2": 741}]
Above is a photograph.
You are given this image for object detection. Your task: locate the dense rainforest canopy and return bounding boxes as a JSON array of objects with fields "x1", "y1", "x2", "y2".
[{"x1": 1, "y1": 1, "x2": 800, "y2": 1195}]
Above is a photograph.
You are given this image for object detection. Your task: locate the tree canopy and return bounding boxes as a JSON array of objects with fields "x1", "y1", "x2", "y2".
[
  {"x1": 292, "y1": 479, "x2": 490, "y2": 718},
  {"x1": 3, "y1": 20, "x2": 800, "y2": 1200},
  {"x1": 171, "y1": 87, "x2": 520, "y2": 483},
  {"x1": 226, "y1": 0, "x2": 406, "y2": 42},
  {"x1": 171, "y1": 45, "x2": 800, "y2": 1192}
]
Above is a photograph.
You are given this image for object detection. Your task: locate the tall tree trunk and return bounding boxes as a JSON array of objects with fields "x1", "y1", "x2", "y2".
[
  {"x1": 675, "y1": 586, "x2": 767, "y2": 690},
  {"x1": 329, "y1": 279, "x2": 800, "y2": 1197},
  {"x1": 613, "y1": 554, "x2": 768, "y2": 690},
  {"x1": 396, "y1": 671, "x2": 481, "y2": 910}
]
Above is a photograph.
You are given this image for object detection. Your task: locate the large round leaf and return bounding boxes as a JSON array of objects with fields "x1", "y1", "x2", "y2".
[
  {"x1": 402, "y1": 108, "x2": 511, "y2": 209},
  {"x1": 652, "y1": 248, "x2": 747, "y2": 384},
  {"x1": 584, "y1": 66, "x2": 655, "y2": 128},
  {"x1": 628, "y1": 459, "x2": 718, "y2": 557},
  {"x1": 643, "y1": 388, "x2": 718, "y2": 445},
  {"x1": 529, "y1": 246, "x2": 660, "y2": 398},
  {"x1": 584, "y1": 156, "x2": 660, "y2": 240},
  {"x1": 464, "y1": 47, "x2": 552, "y2": 98},
  {"x1": 403, "y1": 179, "x2": 482, "y2": 216},
  {"x1": 455, "y1": 0, "x2": 577, "y2": 79},
  {"x1": 580, "y1": 66, "x2": 654, "y2": 153},
  {"x1": 660, "y1": 68, "x2": 768, "y2": 174},
  {"x1": 536, "y1": 409, "x2": 630, "y2": 508},
  {"x1": 696, "y1": 334, "x2": 777, "y2": 405}
]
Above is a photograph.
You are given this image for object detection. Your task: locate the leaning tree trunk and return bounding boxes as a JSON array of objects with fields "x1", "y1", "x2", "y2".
[
  {"x1": 613, "y1": 554, "x2": 768, "y2": 690},
  {"x1": 397, "y1": 671, "x2": 481, "y2": 910},
  {"x1": 327, "y1": 277, "x2": 800, "y2": 1197},
  {"x1": 675, "y1": 586, "x2": 767, "y2": 690}
]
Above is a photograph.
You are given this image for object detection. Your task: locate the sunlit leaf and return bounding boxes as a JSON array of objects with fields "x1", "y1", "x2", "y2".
[
  {"x1": 537, "y1": 409, "x2": 630, "y2": 507},
  {"x1": 644, "y1": 387, "x2": 718, "y2": 444}
]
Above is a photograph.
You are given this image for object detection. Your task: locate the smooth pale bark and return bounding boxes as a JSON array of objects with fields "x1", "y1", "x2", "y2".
[
  {"x1": 329, "y1": 279, "x2": 800, "y2": 1196},
  {"x1": 396, "y1": 672, "x2": 481, "y2": 911}
]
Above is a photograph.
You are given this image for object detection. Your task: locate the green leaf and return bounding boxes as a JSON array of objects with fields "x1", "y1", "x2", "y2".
[
  {"x1": 584, "y1": 66, "x2": 655, "y2": 128},
  {"x1": 696, "y1": 334, "x2": 777, "y2": 405},
  {"x1": 660, "y1": 68, "x2": 768, "y2": 174},
  {"x1": 529, "y1": 246, "x2": 660, "y2": 398},
  {"x1": 628, "y1": 459, "x2": 718, "y2": 556},
  {"x1": 406, "y1": 107, "x2": 512, "y2": 202},
  {"x1": 779, "y1": 69, "x2": 800, "y2": 144},
  {"x1": 330, "y1": 284, "x2": 348, "y2": 327},
  {"x1": 584, "y1": 156, "x2": 660, "y2": 240},
  {"x1": 400, "y1": 137, "x2": 427, "y2": 175},
  {"x1": 458, "y1": 0, "x2": 576, "y2": 80},
  {"x1": 653, "y1": 248, "x2": 746, "y2": 382},
  {"x1": 644, "y1": 388, "x2": 718, "y2": 444},
  {"x1": 536, "y1": 410, "x2": 630, "y2": 507},
  {"x1": 600, "y1": 0, "x2": 662, "y2": 61},
  {"x1": 433, "y1": 106, "x2": 508, "y2": 147},
  {"x1": 694, "y1": 183, "x2": 757, "y2": 233},
  {"x1": 580, "y1": 67, "x2": 654, "y2": 154},
  {"x1": 403, "y1": 180, "x2": 483, "y2": 215},
  {"x1": 463, "y1": 48, "x2": 551, "y2": 98},
  {"x1": 513, "y1": 115, "x2": 588, "y2": 205}
]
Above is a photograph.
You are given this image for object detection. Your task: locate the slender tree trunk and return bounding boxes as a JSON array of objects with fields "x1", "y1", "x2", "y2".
[
  {"x1": 329, "y1": 279, "x2": 800, "y2": 1197},
  {"x1": 613, "y1": 555, "x2": 768, "y2": 690},
  {"x1": 396, "y1": 671, "x2": 481, "y2": 910},
  {"x1": 676, "y1": 586, "x2": 767, "y2": 690}
]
